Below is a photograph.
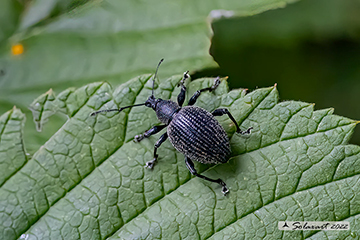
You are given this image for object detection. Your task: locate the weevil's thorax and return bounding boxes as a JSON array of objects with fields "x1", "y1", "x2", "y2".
[{"x1": 155, "y1": 99, "x2": 180, "y2": 124}]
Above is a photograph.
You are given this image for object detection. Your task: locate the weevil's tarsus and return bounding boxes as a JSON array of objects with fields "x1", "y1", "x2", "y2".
[
  {"x1": 211, "y1": 77, "x2": 221, "y2": 91},
  {"x1": 145, "y1": 158, "x2": 157, "y2": 169},
  {"x1": 220, "y1": 182, "x2": 229, "y2": 195},
  {"x1": 238, "y1": 126, "x2": 253, "y2": 135},
  {"x1": 178, "y1": 71, "x2": 190, "y2": 87}
]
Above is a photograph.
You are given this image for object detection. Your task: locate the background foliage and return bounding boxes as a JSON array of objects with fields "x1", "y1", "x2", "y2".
[{"x1": 205, "y1": 0, "x2": 360, "y2": 144}]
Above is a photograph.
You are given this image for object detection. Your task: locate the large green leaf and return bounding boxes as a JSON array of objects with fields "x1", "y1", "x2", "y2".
[
  {"x1": 0, "y1": 0, "x2": 22, "y2": 44},
  {"x1": 0, "y1": 0, "x2": 299, "y2": 153},
  {"x1": 1, "y1": 75, "x2": 359, "y2": 239}
]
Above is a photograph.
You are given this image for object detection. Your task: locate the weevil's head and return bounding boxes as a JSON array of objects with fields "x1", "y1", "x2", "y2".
[{"x1": 145, "y1": 95, "x2": 157, "y2": 109}]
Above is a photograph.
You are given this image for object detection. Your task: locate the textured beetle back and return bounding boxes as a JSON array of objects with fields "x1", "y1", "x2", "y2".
[{"x1": 167, "y1": 106, "x2": 231, "y2": 164}]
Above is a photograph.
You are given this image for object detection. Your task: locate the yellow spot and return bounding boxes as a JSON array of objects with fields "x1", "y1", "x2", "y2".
[{"x1": 11, "y1": 44, "x2": 24, "y2": 55}]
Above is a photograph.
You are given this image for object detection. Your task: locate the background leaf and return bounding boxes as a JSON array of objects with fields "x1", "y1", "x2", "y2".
[
  {"x1": 207, "y1": 0, "x2": 360, "y2": 144},
  {"x1": 1, "y1": 75, "x2": 359, "y2": 239},
  {"x1": 0, "y1": 0, "x2": 22, "y2": 44}
]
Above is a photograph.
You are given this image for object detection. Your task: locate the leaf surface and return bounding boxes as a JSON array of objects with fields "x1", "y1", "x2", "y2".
[{"x1": 1, "y1": 75, "x2": 359, "y2": 239}]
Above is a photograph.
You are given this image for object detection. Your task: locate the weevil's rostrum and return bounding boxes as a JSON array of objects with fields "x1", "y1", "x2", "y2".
[{"x1": 91, "y1": 59, "x2": 252, "y2": 195}]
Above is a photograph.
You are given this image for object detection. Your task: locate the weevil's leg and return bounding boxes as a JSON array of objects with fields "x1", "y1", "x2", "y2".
[
  {"x1": 185, "y1": 157, "x2": 229, "y2": 195},
  {"x1": 134, "y1": 125, "x2": 167, "y2": 142},
  {"x1": 212, "y1": 108, "x2": 253, "y2": 135},
  {"x1": 188, "y1": 77, "x2": 221, "y2": 106},
  {"x1": 146, "y1": 132, "x2": 168, "y2": 169},
  {"x1": 177, "y1": 71, "x2": 190, "y2": 107}
]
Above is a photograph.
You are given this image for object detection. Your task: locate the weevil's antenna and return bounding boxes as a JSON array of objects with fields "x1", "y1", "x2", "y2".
[
  {"x1": 90, "y1": 103, "x2": 146, "y2": 116},
  {"x1": 91, "y1": 59, "x2": 164, "y2": 117},
  {"x1": 152, "y1": 58, "x2": 164, "y2": 97}
]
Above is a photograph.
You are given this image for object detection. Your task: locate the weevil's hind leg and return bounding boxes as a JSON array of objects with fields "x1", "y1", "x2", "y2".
[
  {"x1": 188, "y1": 77, "x2": 221, "y2": 106},
  {"x1": 212, "y1": 108, "x2": 253, "y2": 135},
  {"x1": 146, "y1": 132, "x2": 168, "y2": 169},
  {"x1": 134, "y1": 125, "x2": 167, "y2": 142},
  {"x1": 177, "y1": 71, "x2": 190, "y2": 107},
  {"x1": 185, "y1": 157, "x2": 229, "y2": 195}
]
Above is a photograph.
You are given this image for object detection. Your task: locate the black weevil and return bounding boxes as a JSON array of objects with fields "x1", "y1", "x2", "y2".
[{"x1": 91, "y1": 59, "x2": 252, "y2": 195}]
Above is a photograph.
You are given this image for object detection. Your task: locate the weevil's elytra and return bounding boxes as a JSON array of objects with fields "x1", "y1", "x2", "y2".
[
  {"x1": 167, "y1": 106, "x2": 231, "y2": 164},
  {"x1": 91, "y1": 59, "x2": 253, "y2": 195}
]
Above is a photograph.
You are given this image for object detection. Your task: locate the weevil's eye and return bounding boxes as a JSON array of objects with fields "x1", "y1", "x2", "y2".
[{"x1": 145, "y1": 102, "x2": 152, "y2": 107}]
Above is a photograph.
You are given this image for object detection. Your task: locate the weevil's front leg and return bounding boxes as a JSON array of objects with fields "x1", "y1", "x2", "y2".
[
  {"x1": 134, "y1": 125, "x2": 167, "y2": 142},
  {"x1": 146, "y1": 132, "x2": 168, "y2": 169},
  {"x1": 212, "y1": 108, "x2": 253, "y2": 135},
  {"x1": 188, "y1": 77, "x2": 221, "y2": 106},
  {"x1": 184, "y1": 157, "x2": 229, "y2": 195},
  {"x1": 177, "y1": 71, "x2": 190, "y2": 107}
]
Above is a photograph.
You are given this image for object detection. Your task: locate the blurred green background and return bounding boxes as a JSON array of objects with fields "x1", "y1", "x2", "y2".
[{"x1": 198, "y1": 0, "x2": 360, "y2": 144}]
